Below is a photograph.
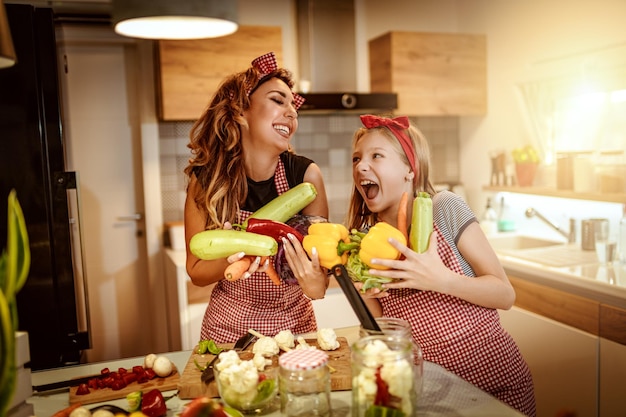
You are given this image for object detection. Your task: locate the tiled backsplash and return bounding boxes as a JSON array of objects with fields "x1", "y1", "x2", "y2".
[{"x1": 159, "y1": 115, "x2": 459, "y2": 224}]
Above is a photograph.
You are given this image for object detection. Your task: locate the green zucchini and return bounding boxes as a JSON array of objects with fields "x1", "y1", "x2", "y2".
[
  {"x1": 409, "y1": 192, "x2": 433, "y2": 253},
  {"x1": 190, "y1": 230, "x2": 278, "y2": 260},
  {"x1": 242, "y1": 182, "x2": 317, "y2": 229}
]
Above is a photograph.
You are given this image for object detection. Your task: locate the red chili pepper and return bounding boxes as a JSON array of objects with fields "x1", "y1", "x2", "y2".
[
  {"x1": 374, "y1": 367, "x2": 391, "y2": 406},
  {"x1": 75, "y1": 383, "x2": 90, "y2": 395},
  {"x1": 246, "y1": 218, "x2": 305, "y2": 242},
  {"x1": 141, "y1": 388, "x2": 167, "y2": 417}
]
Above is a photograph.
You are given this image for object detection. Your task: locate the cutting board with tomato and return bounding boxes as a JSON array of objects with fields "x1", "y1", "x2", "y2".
[
  {"x1": 177, "y1": 337, "x2": 352, "y2": 399},
  {"x1": 68, "y1": 367, "x2": 180, "y2": 405}
]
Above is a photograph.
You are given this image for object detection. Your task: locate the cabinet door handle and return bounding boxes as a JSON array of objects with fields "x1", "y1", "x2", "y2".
[{"x1": 117, "y1": 213, "x2": 143, "y2": 221}]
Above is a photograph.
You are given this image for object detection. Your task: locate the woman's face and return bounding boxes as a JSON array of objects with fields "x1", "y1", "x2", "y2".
[
  {"x1": 242, "y1": 77, "x2": 299, "y2": 153},
  {"x1": 352, "y1": 130, "x2": 413, "y2": 223}
]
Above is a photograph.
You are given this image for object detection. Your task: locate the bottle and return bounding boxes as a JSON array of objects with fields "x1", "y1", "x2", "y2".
[
  {"x1": 480, "y1": 198, "x2": 498, "y2": 235},
  {"x1": 279, "y1": 349, "x2": 331, "y2": 417},
  {"x1": 617, "y1": 204, "x2": 626, "y2": 265},
  {"x1": 497, "y1": 196, "x2": 516, "y2": 232}
]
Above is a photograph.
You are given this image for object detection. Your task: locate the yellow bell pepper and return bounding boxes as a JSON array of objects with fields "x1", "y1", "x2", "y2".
[
  {"x1": 303, "y1": 223, "x2": 358, "y2": 269},
  {"x1": 359, "y1": 221, "x2": 407, "y2": 270}
]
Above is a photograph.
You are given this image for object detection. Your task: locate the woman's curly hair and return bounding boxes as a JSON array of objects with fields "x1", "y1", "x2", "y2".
[{"x1": 184, "y1": 65, "x2": 297, "y2": 230}]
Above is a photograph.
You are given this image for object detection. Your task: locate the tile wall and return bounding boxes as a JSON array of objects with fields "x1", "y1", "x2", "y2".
[{"x1": 159, "y1": 115, "x2": 459, "y2": 224}]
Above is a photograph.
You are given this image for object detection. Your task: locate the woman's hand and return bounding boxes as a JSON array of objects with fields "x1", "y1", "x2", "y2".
[
  {"x1": 223, "y1": 222, "x2": 268, "y2": 279},
  {"x1": 280, "y1": 233, "x2": 329, "y2": 299}
]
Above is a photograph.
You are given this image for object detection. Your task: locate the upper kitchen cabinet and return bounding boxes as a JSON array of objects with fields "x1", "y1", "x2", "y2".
[
  {"x1": 369, "y1": 31, "x2": 487, "y2": 116},
  {"x1": 156, "y1": 26, "x2": 282, "y2": 121}
]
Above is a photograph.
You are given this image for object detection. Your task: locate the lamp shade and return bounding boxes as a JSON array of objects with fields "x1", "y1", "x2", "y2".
[
  {"x1": 112, "y1": 0, "x2": 238, "y2": 40},
  {"x1": 0, "y1": 0, "x2": 16, "y2": 68}
]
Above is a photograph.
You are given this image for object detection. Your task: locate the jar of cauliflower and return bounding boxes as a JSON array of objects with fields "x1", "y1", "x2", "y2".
[
  {"x1": 351, "y1": 335, "x2": 418, "y2": 417},
  {"x1": 279, "y1": 348, "x2": 331, "y2": 417}
]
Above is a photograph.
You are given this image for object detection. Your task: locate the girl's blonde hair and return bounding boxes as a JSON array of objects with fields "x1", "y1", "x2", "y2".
[
  {"x1": 184, "y1": 67, "x2": 297, "y2": 229},
  {"x1": 346, "y1": 120, "x2": 436, "y2": 230}
]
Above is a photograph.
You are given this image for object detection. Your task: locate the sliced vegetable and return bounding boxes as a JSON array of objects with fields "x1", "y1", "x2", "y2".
[
  {"x1": 127, "y1": 391, "x2": 143, "y2": 413},
  {"x1": 241, "y1": 182, "x2": 317, "y2": 229},
  {"x1": 409, "y1": 192, "x2": 433, "y2": 253},
  {"x1": 190, "y1": 230, "x2": 277, "y2": 260}
]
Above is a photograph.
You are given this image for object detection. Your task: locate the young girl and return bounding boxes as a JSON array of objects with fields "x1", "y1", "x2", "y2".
[
  {"x1": 184, "y1": 52, "x2": 330, "y2": 343},
  {"x1": 347, "y1": 114, "x2": 536, "y2": 416}
]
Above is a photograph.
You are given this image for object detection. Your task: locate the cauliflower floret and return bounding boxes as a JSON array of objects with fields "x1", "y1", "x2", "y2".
[
  {"x1": 252, "y1": 352, "x2": 271, "y2": 371},
  {"x1": 317, "y1": 328, "x2": 340, "y2": 351},
  {"x1": 382, "y1": 359, "x2": 414, "y2": 413},
  {"x1": 274, "y1": 329, "x2": 295, "y2": 351},
  {"x1": 353, "y1": 367, "x2": 378, "y2": 404},
  {"x1": 215, "y1": 349, "x2": 241, "y2": 371},
  {"x1": 252, "y1": 336, "x2": 280, "y2": 357},
  {"x1": 218, "y1": 360, "x2": 259, "y2": 404}
]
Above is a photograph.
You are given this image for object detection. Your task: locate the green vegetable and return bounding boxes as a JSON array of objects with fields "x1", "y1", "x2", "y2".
[
  {"x1": 0, "y1": 190, "x2": 30, "y2": 417},
  {"x1": 241, "y1": 182, "x2": 317, "y2": 229},
  {"x1": 409, "y1": 192, "x2": 433, "y2": 253},
  {"x1": 253, "y1": 378, "x2": 276, "y2": 404},
  {"x1": 190, "y1": 230, "x2": 278, "y2": 260},
  {"x1": 127, "y1": 390, "x2": 143, "y2": 412},
  {"x1": 346, "y1": 251, "x2": 393, "y2": 293},
  {"x1": 365, "y1": 405, "x2": 406, "y2": 417},
  {"x1": 196, "y1": 339, "x2": 223, "y2": 355}
]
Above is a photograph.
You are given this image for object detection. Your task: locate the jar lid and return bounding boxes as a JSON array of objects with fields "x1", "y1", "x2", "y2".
[{"x1": 279, "y1": 348, "x2": 328, "y2": 371}]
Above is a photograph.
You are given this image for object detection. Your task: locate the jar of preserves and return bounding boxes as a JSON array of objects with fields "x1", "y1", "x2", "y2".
[
  {"x1": 352, "y1": 335, "x2": 418, "y2": 417},
  {"x1": 279, "y1": 348, "x2": 331, "y2": 417}
]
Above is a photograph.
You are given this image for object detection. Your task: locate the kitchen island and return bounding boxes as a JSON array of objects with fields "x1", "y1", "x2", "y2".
[{"x1": 27, "y1": 326, "x2": 525, "y2": 417}]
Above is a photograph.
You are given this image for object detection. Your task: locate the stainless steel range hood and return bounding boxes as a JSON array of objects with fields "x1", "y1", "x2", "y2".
[{"x1": 296, "y1": 0, "x2": 397, "y2": 113}]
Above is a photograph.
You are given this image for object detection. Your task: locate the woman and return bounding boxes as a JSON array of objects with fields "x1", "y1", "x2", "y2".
[
  {"x1": 347, "y1": 114, "x2": 536, "y2": 416},
  {"x1": 184, "y1": 52, "x2": 330, "y2": 343}
]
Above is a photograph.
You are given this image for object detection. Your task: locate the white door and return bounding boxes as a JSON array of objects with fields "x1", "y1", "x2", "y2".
[{"x1": 57, "y1": 26, "x2": 153, "y2": 362}]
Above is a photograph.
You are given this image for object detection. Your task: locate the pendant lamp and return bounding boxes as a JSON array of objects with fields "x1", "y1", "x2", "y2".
[
  {"x1": 112, "y1": 0, "x2": 238, "y2": 40},
  {"x1": 0, "y1": 0, "x2": 16, "y2": 68}
]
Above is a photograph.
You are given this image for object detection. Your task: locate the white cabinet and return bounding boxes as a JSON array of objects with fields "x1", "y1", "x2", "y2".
[{"x1": 499, "y1": 306, "x2": 598, "y2": 417}]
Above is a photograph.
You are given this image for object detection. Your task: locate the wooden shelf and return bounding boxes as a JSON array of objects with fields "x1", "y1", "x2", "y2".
[{"x1": 483, "y1": 185, "x2": 626, "y2": 204}]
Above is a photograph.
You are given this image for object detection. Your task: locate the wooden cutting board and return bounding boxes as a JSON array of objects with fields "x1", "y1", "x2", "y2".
[
  {"x1": 177, "y1": 337, "x2": 352, "y2": 399},
  {"x1": 69, "y1": 367, "x2": 180, "y2": 405}
]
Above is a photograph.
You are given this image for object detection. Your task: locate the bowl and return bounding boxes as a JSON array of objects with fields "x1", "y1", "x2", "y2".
[{"x1": 214, "y1": 351, "x2": 279, "y2": 413}]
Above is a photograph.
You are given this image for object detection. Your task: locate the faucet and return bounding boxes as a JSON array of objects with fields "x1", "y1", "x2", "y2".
[{"x1": 525, "y1": 208, "x2": 576, "y2": 243}]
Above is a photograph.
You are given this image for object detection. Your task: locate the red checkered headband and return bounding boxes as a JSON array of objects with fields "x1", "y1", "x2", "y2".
[
  {"x1": 360, "y1": 115, "x2": 417, "y2": 178},
  {"x1": 247, "y1": 52, "x2": 305, "y2": 110}
]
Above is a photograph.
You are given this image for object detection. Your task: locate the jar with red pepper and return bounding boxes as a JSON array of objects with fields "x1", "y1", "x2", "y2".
[{"x1": 351, "y1": 335, "x2": 418, "y2": 417}]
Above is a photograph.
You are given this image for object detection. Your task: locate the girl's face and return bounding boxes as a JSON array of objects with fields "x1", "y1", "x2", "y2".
[
  {"x1": 242, "y1": 77, "x2": 299, "y2": 153},
  {"x1": 352, "y1": 130, "x2": 414, "y2": 224}
]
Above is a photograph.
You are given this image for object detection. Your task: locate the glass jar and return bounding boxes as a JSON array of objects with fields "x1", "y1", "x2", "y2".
[
  {"x1": 352, "y1": 335, "x2": 418, "y2": 417},
  {"x1": 279, "y1": 348, "x2": 331, "y2": 417}
]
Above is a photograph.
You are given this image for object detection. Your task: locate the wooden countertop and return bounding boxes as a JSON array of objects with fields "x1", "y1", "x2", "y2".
[{"x1": 27, "y1": 327, "x2": 524, "y2": 417}]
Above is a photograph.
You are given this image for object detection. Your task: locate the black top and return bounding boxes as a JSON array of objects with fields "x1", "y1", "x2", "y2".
[{"x1": 242, "y1": 151, "x2": 313, "y2": 212}]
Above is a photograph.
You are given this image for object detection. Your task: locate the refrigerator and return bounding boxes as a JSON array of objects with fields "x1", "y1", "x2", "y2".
[{"x1": 0, "y1": 3, "x2": 90, "y2": 370}]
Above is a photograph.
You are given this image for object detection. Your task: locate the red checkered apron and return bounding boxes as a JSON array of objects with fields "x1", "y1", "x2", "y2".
[
  {"x1": 381, "y1": 225, "x2": 536, "y2": 416},
  {"x1": 199, "y1": 158, "x2": 317, "y2": 343}
]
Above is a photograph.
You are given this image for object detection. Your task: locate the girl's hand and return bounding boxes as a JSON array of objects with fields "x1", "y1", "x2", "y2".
[
  {"x1": 281, "y1": 233, "x2": 329, "y2": 299},
  {"x1": 366, "y1": 231, "x2": 455, "y2": 292}
]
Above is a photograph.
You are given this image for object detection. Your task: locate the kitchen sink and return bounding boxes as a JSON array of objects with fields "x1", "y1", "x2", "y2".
[
  {"x1": 489, "y1": 235, "x2": 599, "y2": 267},
  {"x1": 488, "y1": 234, "x2": 564, "y2": 250}
]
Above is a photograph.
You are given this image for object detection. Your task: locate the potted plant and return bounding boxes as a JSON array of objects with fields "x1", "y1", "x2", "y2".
[
  {"x1": 0, "y1": 190, "x2": 30, "y2": 416},
  {"x1": 512, "y1": 145, "x2": 540, "y2": 186}
]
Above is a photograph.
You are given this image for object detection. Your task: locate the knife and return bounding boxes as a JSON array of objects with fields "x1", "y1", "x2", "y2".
[
  {"x1": 332, "y1": 264, "x2": 382, "y2": 333},
  {"x1": 32, "y1": 372, "x2": 102, "y2": 393},
  {"x1": 200, "y1": 331, "x2": 257, "y2": 384}
]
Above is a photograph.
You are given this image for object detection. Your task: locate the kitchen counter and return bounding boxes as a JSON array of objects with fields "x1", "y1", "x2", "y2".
[
  {"x1": 489, "y1": 235, "x2": 626, "y2": 309},
  {"x1": 27, "y1": 326, "x2": 524, "y2": 417}
]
